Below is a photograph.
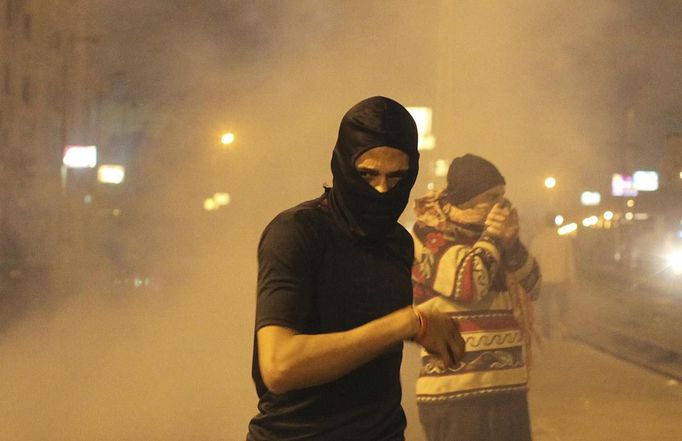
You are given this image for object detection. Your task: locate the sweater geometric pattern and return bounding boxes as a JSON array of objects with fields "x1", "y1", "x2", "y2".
[{"x1": 412, "y1": 221, "x2": 541, "y2": 402}]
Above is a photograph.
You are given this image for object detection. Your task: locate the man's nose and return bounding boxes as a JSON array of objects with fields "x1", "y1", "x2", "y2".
[{"x1": 374, "y1": 176, "x2": 389, "y2": 193}]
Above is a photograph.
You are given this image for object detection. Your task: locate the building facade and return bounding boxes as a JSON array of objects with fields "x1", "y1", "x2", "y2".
[{"x1": 0, "y1": 0, "x2": 96, "y2": 293}]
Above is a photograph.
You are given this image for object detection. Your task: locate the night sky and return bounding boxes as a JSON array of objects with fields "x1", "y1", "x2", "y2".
[{"x1": 89, "y1": 0, "x2": 682, "y2": 211}]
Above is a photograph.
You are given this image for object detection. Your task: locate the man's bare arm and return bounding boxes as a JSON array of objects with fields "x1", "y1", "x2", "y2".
[{"x1": 258, "y1": 306, "x2": 464, "y2": 394}]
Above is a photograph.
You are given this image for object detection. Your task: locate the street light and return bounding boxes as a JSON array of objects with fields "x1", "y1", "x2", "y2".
[
  {"x1": 211, "y1": 133, "x2": 236, "y2": 209},
  {"x1": 204, "y1": 198, "x2": 218, "y2": 211},
  {"x1": 63, "y1": 145, "x2": 97, "y2": 169},
  {"x1": 544, "y1": 177, "x2": 557, "y2": 212},
  {"x1": 221, "y1": 132, "x2": 235, "y2": 146},
  {"x1": 214, "y1": 192, "x2": 231, "y2": 206},
  {"x1": 98, "y1": 164, "x2": 125, "y2": 184},
  {"x1": 667, "y1": 250, "x2": 682, "y2": 274},
  {"x1": 582, "y1": 216, "x2": 599, "y2": 227},
  {"x1": 557, "y1": 223, "x2": 577, "y2": 236}
]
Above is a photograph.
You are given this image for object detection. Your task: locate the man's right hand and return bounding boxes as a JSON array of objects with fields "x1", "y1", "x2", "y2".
[{"x1": 415, "y1": 309, "x2": 466, "y2": 369}]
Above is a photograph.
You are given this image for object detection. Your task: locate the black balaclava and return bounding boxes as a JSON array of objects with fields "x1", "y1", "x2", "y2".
[{"x1": 327, "y1": 96, "x2": 419, "y2": 242}]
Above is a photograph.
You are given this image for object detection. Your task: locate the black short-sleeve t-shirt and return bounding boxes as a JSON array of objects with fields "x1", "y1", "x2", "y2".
[{"x1": 247, "y1": 198, "x2": 414, "y2": 441}]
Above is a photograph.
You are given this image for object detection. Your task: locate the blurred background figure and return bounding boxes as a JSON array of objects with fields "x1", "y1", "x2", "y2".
[
  {"x1": 530, "y1": 213, "x2": 576, "y2": 339},
  {"x1": 411, "y1": 154, "x2": 540, "y2": 441}
]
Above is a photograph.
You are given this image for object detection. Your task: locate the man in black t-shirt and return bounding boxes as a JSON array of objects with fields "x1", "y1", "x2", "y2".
[{"x1": 247, "y1": 97, "x2": 466, "y2": 441}]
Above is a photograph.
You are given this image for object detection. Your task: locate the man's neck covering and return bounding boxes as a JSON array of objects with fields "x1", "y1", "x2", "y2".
[
  {"x1": 442, "y1": 154, "x2": 505, "y2": 205},
  {"x1": 327, "y1": 96, "x2": 419, "y2": 242}
]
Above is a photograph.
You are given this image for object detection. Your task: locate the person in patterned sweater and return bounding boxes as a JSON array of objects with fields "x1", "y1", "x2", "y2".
[{"x1": 412, "y1": 154, "x2": 541, "y2": 441}]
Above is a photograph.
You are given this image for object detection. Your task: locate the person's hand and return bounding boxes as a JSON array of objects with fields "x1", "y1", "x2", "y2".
[
  {"x1": 415, "y1": 309, "x2": 466, "y2": 369},
  {"x1": 501, "y1": 207, "x2": 520, "y2": 249},
  {"x1": 484, "y1": 200, "x2": 511, "y2": 236},
  {"x1": 485, "y1": 200, "x2": 519, "y2": 250}
]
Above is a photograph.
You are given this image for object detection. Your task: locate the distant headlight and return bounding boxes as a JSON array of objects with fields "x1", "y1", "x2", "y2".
[{"x1": 666, "y1": 250, "x2": 682, "y2": 275}]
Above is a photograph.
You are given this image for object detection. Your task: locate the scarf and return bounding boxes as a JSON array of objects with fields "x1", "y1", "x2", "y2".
[{"x1": 414, "y1": 190, "x2": 537, "y2": 364}]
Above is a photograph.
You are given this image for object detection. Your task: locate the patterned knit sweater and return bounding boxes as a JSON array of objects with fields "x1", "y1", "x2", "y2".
[{"x1": 411, "y1": 199, "x2": 541, "y2": 403}]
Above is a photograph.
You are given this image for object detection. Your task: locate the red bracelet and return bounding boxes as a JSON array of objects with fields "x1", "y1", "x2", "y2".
[{"x1": 413, "y1": 307, "x2": 428, "y2": 342}]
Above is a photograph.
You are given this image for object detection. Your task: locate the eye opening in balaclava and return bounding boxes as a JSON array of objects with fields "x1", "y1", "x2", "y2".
[
  {"x1": 327, "y1": 96, "x2": 419, "y2": 242},
  {"x1": 351, "y1": 145, "x2": 411, "y2": 194}
]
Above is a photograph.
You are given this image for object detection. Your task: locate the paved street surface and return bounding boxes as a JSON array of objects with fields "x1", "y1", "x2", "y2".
[
  {"x1": 401, "y1": 337, "x2": 682, "y2": 441},
  {"x1": 570, "y1": 268, "x2": 682, "y2": 379},
  {"x1": 528, "y1": 338, "x2": 681, "y2": 441}
]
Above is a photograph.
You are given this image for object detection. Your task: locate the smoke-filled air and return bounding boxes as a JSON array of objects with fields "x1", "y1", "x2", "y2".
[{"x1": 1, "y1": 1, "x2": 681, "y2": 440}]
